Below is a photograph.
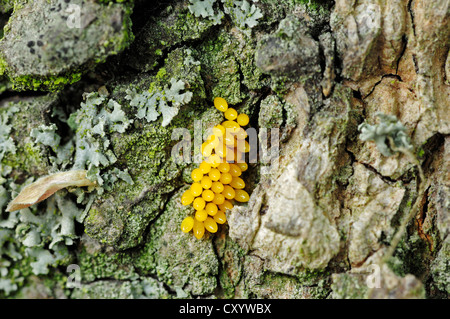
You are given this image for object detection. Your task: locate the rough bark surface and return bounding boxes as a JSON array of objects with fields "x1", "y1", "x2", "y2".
[{"x1": 0, "y1": 0, "x2": 448, "y2": 299}]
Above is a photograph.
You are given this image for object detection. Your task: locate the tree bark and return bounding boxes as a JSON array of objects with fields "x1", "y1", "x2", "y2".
[{"x1": 0, "y1": 0, "x2": 448, "y2": 299}]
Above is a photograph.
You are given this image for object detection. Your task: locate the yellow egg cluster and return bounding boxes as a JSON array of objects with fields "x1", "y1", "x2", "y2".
[{"x1": 180, "y1": 97, "x2": 251, "y2": 239}]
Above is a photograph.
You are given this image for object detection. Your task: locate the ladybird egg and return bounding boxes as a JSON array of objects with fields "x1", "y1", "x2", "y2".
[
  {"x1": 235, "y1": 127, "x2": 248, "y2": 140},
  {"x1": 219, "y1": 200, "x2": 233, "y2": 212},
  {"x1": 209, "y1": 168, "x2": 221, "y2": 181},
  {"x1": 181, "y1": 216, "x2": 194, "y2": 233},
  {"x1": 237, "y1": 140, "x2": 250, "y2": 153},
  {"x1": 214, "y1": 143, "x2": 227, "y2": 158},
  {"x1": 180, "y1": 101, "x2": 251, "y2": 238},
  {"x1": 218, "y1": 162, "x2": 230, "y2": 173},
  {"x1": 207, "y1": 136, "x2": 220, "y2": 150},
  {"x1": 223, "y1": 132, "x2": 236, "y2": 146},
  {"x1": 213, "y1": 193, "x2": 225, "y2": 205},
  {"x1": 191, "y1": 168, "x2": 203, "y2": 182},
  {"x1": 205, "y1": 202, "x2": 218, "y2": 216},
  {"x1": 214, "y1": 97, "x2": 228, "y2": 112},
  {"x1": 199, "y1": 161, "x2": 211, "y2": 174},
  {"x1": 230, "y1": 177, "x2": 245, "y2": 189},
  {"x1": 213, "y1": 211, "x2": 227, "y2": 224},
  {"x1": 219, "y1": 172, "x2": 232, "y2": 184},
  {"x1": 193, "y1": 197, "x2": 206, "y2": 211},
  {"x1": 190, "y1": 182, "x2": 203, "y2": 197},
  {"x1": 224, "y1": 108, "x2": 238, "y2": 121},
  {"x1": 236, "y1": 162, "x2": 248, "y2": 172},
  {"x1": 200, "y1": 176, "x2": 212, "y2": 189},
  {"x1": 229, "y1": 164, "x2": 242, "y2": 177},
  {"x1": 234, "y1": 189, "x2": 250, "y2": 202},
  {"x1": 204, "y1": 217, "x2": 218, "y2": 233},
  {"x1": 181, "y1": 190, "x2": 194, "y2": 206},
  {"x1": 212, "y1": 124, "x2": 226, "y2": 137},
  {"x1": 202, "y1": 189, "x2": 215, "y2": 202},
  {"x1": 236, "y1": 113, "x2": 249, "y2": 126},
  {"x1": 193, "y1": 219, "x2": 205, "y2": 239},
  {"x1": 207, "y1": 154, "x2": 221, "y2": 167},
  {"x1": 222, "y1": 121, "x2": 240, "y2": 134},
  {"x1": 201, "y1": 142, "x2": 214, "y2": 157},
  {"x1": 211, "y1": 181, "x2": 224, "y2": 193},
  {"x1": 195, "y1": 209, "x2": 208, "y2": 222},
  {"x1": 222, "y1": 185, "x2": 236, "y2": 200}
]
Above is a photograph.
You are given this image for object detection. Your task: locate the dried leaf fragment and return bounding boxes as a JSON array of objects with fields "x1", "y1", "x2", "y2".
[{"x1": 6, "y1": 170, "x2": 96, "y2": 212}]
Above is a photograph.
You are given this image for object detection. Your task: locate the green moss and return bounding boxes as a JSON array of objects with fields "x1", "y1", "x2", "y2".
[
  {"x1": 0, "y1": 0, "x2": 14, "y2": 13},
  {"x1": 330, "y1": 273, "x2": 369, "y2": 299},
  {"x1": 84, "y1": 206, "x2": 125, "y2": 246},
  {"x1": 131, "y1": 188, "x2": 218, "y2": 296},
  {"x1": 105, "y1": 2, "x2": 135, "y2": 54},
  {"x1": 0, "y1": 98, "x2": 54, "y2": 176},
  {"x1": 81, "y1": 46, "x2": 210, "y2": 250},
  {"x1": 244, "y1": 266, "x2": 331, "y2": 298},
  {"x1": 77, "y1": 245, "x2": 137, "y2": 282},
  {"x1": 388, "y1": 232, "x2": 434, "y2": 282},
  {"x1": 156, "y1": 67, "x2": 167, "y2": 80},
  {"x1": 0, "y1": 244, "x2": 32, "y2": 298},
  {"x1": 98, "y1": 0, "x2": 133, "y2": 4},
  {"x1": 296, "y1": 268, "x2": 330, "y2": 285},
  {"x1": 0, "y1": 76, "x2": 11, "y2": 94},
  {"x1": 214, "y1": 235, "x2": 246, "y2": 298},
  {"x1": 0, "y1": 55, "x2": 7, "y2": 76},
  {"x1": 128, "y1": 3, "x2": 218, "y2": 72},
  {"x1": 417, "y1": 147, "x2": 425, "y2": 158},
  {"x1": 293, "y1": 0, "x2": 332, "y2": 12},
  {"x1": 117, "y1": 124, "x2": 171, "y2": 164},
  {"x1": 2, "y1": 143, "x2": 47, "y2": 174},
  {"x1": 197, "y1": 30, "x2": 244, "y2": 104},
  {"x1": 10, "y1": 72, "x2": 83, "y2": 92}
]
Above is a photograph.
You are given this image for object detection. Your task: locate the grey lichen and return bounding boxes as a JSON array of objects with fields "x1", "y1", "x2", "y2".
[
  {"x1": 0, "y1": 89, "x2": 138, "y2": 296},
  {"x1": 188, "y1": 0, "x2": 224, "y2": 25},
  {"x1": 71, "y1": 92, "x2": 132, "y2": 186},
  {"x1": 358, "y1": 113, "x2": 413, "y2": 157},
  {"x1": 222, "y1": 0, "x2": 263, "y2": 29},
  {"x1": 0, "y1": 106, "x2": 18, "y2": 161},
  {"x1": 71, "y1": 278, "x2": 170, "y2": 299},
  {"x1": 188, "y1": 0, "x2": 263, "y2": 29},
  {"x1": 125, "y1": 78, "x2": 193, "y2": 127},
  {"x1": 0, "y1": 186, "x2": 84, "y2": 295},
  {"x1": 30, "y1": 124, "x2": 61, "y2": 153}
]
